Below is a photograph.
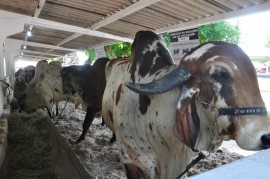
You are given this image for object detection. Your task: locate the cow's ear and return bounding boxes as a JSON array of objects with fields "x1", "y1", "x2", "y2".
[{"x1": 173, "y1": 86, "x2": 200, "y2": 151}]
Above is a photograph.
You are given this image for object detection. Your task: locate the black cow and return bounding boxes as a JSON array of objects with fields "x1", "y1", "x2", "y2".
[{"x1": 61, "y1": 57, "x2": 115, "y2": 143}]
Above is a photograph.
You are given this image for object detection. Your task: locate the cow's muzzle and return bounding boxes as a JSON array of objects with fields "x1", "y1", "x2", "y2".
[
  {"x1": 261, "y1": 133, "x2": 270, "y2": 149},
  {"x1": 125, "y1": 66, "x2": 191, "y2": 95}
]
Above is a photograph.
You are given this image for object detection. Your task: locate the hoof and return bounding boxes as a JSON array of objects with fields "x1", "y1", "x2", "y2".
[{"x1": 110, "y1": 133, "x2": 116, "y2": 143}]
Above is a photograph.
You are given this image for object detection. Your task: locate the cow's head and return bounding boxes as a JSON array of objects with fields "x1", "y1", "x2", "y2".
[
  {"x1": 18, "y1": 61, "x2": 52, "y2": 114},
  {"x1": 15, "y1": 65, "x2": 35, "y2": 85},
  {"x1": 18, "y1": 88, "x2": 48, "y2": 114},
  {"x1": 126, "y1": 31, "x2": 270, "y2": 152}
]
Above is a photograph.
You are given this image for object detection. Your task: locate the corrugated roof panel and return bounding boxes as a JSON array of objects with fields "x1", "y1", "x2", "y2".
[
  {"x1": 182, "y1": 0, "x2": 223, "y2": 15},
  {"x1": 25, "y1": 46, "x2": 50, "y2": 53},
  {"x1": 1, "y1": 0, "x2": 270, "y2": 60},
  {"x1": 40, "y1": 2, "x2": 103, "y2": 28},
  {"x1": 40, "y1": 0, "x2": 132, "y2": 27},
  {"x1": 51, "y1": 49, "x2": 72, "y2": 56},
  {"x1": 99, "y1": 21, "x2": 146, "y2": 37},
  {"x1": 231, "y1": 0, "x2": 253, "y2": 8},
  {"x1": 152, "y1": 2, "x2": 196, "y2": 21},
  {"x1": 214, "y1": 0, "x2": 243, "y2": 10},
  {"x1": 61, "y1": 35, "x2": 107, "y2": 50},
  {"x1": 26, "y1": 27, "x2": 73, "y2": 46},
  {"x1": 8, "y1": 25, "x2": 28, "y2": 40},
  {"x1": 0, "y1": 0, "x2": 37, "y2": 16}
]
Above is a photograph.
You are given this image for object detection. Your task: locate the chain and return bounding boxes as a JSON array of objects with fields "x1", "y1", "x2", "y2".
[
  {"x1": 208, "y1": 110, "x2": 219, "y2": 151},
  {"x1": 176, "y1": 97, "x2": 220, "y2": 179},
  {"x1": 196, "y1": 97, "x2": 219, "y2": 151},
  {"x1": 196, "y1": 97, "x2": 210, "y2": 108}
]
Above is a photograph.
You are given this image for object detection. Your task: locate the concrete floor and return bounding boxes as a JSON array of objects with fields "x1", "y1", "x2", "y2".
[{"x1": 191, "y1": 148, "x2": 270, "y2": 179}]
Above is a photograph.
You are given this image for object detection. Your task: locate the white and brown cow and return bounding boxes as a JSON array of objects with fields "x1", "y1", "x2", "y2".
[
  {"x1": 19, "y1": 60, "x2": 79, "y2": 118},
  {"x1": 102, "y1": 31, "x2": 270, "y2": 178}
]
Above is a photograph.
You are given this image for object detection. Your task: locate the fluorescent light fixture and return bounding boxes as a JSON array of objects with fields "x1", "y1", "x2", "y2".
[
  {"x1": 23, "y1": 45, "x2": 26, "y2": 49},
  {"x1": 27, "y1": 29, "x2": 32, "y2": 37}
]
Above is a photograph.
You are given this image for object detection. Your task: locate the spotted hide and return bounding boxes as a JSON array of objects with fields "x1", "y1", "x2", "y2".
[
  {"x1": 102, "y1": 31, "x2": 270, "y2": 179},
  {"x1": 60, "y1": 57, "x2": 111, "y2": 143},
  {"x1": 19, "y1": 60, "x2": 79, "y2": 118}
]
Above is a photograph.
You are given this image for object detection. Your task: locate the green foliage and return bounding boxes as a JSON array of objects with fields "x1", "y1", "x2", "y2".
[
  {"x1": 84, "y1": 21, "x2": 240, "y2": 61},
  {"x1": 84, "y1": 48, "x2": 96, "y2": 63},
  {"x1": 105, "y1": 42, "x2": 132, "y2": 59},
  {"x1": 198, "y1": 21, "x2": 240, "y2": 44},
  {"x1": 160, "y1": 32, "x2": 171, "y2": 51},
  {"x1": 47, "y1": 57, "x2": 62, "y2": 63}
]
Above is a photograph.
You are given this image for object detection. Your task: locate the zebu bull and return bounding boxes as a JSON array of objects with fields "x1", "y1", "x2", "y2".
[
  {"x1": 102, "y1": 31, "x2": 270, "y2": 178},
  {"x1": 19, "y1": 60, "x2": 79, "y2": 118},
  {"x1": 60, "y1": 57, "x2": 113, "y2": 143}
]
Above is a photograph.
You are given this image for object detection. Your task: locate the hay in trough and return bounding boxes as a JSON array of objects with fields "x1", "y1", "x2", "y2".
[{"x1": 7, "y1": 110, "x2": 57, "y2": 179}]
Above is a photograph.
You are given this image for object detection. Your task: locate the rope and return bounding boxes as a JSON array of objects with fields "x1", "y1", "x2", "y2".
[
  {"x1": 58, "y1": 97, "x2": 69, "y2": 117},
  {"x1": 1, "y1": 80, "x2": 14, "y2": 105}
]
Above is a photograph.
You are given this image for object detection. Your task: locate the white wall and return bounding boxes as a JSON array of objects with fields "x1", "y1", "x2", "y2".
[{"x1": 0, "y1": 12, "x2": 25, "y2": 116}]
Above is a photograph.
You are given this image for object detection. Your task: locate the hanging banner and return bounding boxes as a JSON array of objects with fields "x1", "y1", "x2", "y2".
[
  {"x1": 169, "y1": 28, "x2": 199, "y2": 63},
  {"x1": 95, "y1": 46, "x2": 106, "y2": 59}
]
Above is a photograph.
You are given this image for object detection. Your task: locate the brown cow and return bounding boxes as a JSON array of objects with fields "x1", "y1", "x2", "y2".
[{"x1": 102, "y1": 31, "x2": 270, "y2": 178}]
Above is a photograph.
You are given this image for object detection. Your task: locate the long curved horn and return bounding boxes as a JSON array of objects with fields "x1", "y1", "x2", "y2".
[{"x1": 125, "y1": 66, "x2": 191, "y2": 95}]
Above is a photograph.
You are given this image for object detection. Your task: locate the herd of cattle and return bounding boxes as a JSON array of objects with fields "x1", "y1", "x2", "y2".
[{"x1": 13, "y1": 31, "x2": 270, "y2": 178}]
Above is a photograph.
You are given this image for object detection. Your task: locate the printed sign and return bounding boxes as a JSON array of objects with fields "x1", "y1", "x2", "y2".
[
  {"x1": 95, "y1": 46, "x2": 106, "y2": 59},
  {"x1": 169, "y1": 28, "x2": 200, "y2": 62}
]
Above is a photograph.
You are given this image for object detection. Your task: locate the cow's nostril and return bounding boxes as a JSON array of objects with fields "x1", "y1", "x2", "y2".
[{"x1": 261, "y1": 133, "x2": 270, "y2": 149}]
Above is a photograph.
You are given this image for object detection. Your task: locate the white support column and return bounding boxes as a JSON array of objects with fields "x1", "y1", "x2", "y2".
[
  {"x1": 5, "y1": 39, "x2": 23, "y2": 79},
  {"x1": 0, "y1": 37, "x2": 4, "y2": 115},
  {"x1": 0, "y1": 11, "x2": 25, "y2": 115},
  {"x1": 0, "y1": 37, "x2": 5, "y2": 79}
]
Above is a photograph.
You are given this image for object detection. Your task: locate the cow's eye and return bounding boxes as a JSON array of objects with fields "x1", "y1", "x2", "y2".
[{"x1": 211, "y1": 70, "x2": 232, "y2": 83}]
